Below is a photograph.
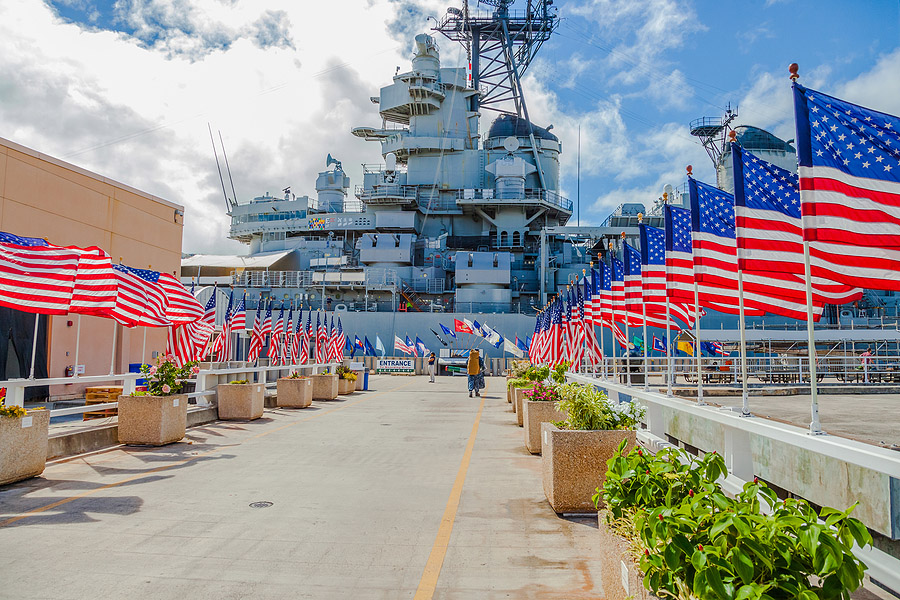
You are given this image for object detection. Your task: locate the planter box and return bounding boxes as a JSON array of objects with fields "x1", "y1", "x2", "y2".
[
  {"x1": 353, "y1": 372, "x2": 363, "y2": 391},
  {"x1": 311, "y1": 373, "x2": 339, "y2": 400},
  {"x1": 0, "y1": 409, "x2": 50, "y2": 486},
  {"x1": 506, "y1": 378, "x2": 514, "y2": 403},
  {"x1": 217, "y1": 383, "x2": 265, "y2": 421},
  {"x1": 338, "y1": 378, "x2": 355, "y2": 395},
  {"x1": 118, "y1": 394, "x2": 188, "y2": 446},
  {"x1": 523, "y1": 401, "x2": 567, "y2": 454},
  {"x1": 541, "y1": 423, "x2": 636, "y2": 513},
  {"x1": 597, "y1": 510, "x2": 659, "y2": 600},
  {"x1": 514, "y1": 386, "x2": 534, "y2": 426},
  {"x1": 276, "y1": 378, "x2": 312, "y2": 408}
]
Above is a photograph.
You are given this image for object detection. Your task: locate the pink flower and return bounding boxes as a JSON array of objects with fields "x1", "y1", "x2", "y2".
[
  {"x1": 149, "y1": 366, "x2": 158, "y2": 376},
  {"x1": 165, "y1": 354, "x2": 175, "y2": 363},
  {"x1": 190, "y1": 365, "x2": 200, "y2": 376},
  {"x1": 162, "y1": 384, "x2": 171, "y2": 394}
]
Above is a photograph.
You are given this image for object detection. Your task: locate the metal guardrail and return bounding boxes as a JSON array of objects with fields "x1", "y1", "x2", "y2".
[{"x1": 565, "y1": 370, "x2": 900, "y2": 594}]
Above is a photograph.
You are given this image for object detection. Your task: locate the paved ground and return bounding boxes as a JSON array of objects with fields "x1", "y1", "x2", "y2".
[{"x1": 0, "y1": 376, "x2": 604, "y2": 600}]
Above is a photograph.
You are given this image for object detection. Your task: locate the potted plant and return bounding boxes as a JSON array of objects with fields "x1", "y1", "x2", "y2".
[
  {"x1": 541, "y1": 381, "x2": 643, "y2": 513},
  {"x1": 521, "y1": 382, "x2": 566, "y2": 455},
  {"x1": 0, "y1": 404, "x2": 49, "y2": 486},
  {"x1": 509, "y1": 364, "x2": 550, "y2": 417},
  {"x1": 310, "y1": 369, "x2": 339, "y2": 400},
  {"x1": 118, "y1": 356, "x2": 197, "y2": 446},
  {"x1": 507, "y1": 360, "x2": 531, "y2": 402},
  {"x1": 217, "y1": 379, "x2": 265, "y2": 420},
  {"x1": 336, "y1": 366, "x2": 357, "y2": 395},
  {"x1": 277, "y1": 371, "x2": 312, "y2": 408},
  {"x1": 595, "y1": 443, "x2": 872, "y2": 600}
]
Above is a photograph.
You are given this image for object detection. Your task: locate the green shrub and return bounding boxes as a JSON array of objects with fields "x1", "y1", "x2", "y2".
[
  {"x1": 508, "y1": 377, "x2": 534, "y2": 389},
  {"x1": 550, "y1": 361, "x2": 571, "y2": 384},
  {"x1": 553, "y1": 383, "x2": 644, "y2": 431},
  {"x1": 524, "y1": 381, "x2": 559, "y2": 402}
]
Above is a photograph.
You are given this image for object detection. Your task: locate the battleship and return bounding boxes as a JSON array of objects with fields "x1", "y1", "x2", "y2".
[{"x1": 181, "y1": 0, "x2": 900, "y2": 355}]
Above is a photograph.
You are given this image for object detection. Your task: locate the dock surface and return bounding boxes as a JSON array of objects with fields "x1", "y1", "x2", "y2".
[{"x1": 0, "y1": 376, "x2": 603, "y2": 599}]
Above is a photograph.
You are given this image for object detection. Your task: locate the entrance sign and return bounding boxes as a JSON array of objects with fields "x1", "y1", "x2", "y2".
[{"x1": 376, "y1": 358, "x2": 414, "y2": 373}]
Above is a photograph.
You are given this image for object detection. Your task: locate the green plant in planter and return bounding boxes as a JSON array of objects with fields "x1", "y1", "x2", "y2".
[
  {"x1": 508, "y1": 360, "x2": 531, "y2": 379},
  {"x1": 138, "y1": 356, "x2": 198, "y2": 396},
  {"x1": 229, "y1": 379, "x2": 250, "y2": 385},
  {"x1": 523, "y1": 381, "x2": 559, "y2": 403},
  {"x1": 550, "y1": 361, "x2": 570, "y2": 384},
  {"x1": 553, "y1": 383, "x2": 644, "y2": 431},
  {"x1": 286, "y1": 371, "x2": 307, "y2": 379},
  {"x1": 335, "y1": 365, "x2": 356, "y2": 381},
  {"x1": 508, "y1": 377, "x2": 535, "y2": 390}
]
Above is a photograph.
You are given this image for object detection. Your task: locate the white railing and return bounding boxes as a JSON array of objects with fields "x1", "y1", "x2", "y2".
[
  {"x1": 565, "y1": 370, "x2": 900, "y2": 594},
  {"x1": 2, "y1": 362, "x2": 340, "y2": 419}
]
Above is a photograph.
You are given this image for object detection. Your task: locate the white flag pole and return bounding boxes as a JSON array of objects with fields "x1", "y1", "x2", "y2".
[
  {"x1": 73, "y1": 314, "x2": 82, "y2": 378},
  {"x1": 738, "y1": 270, "x2": 751, "y2": 417},
  {"x1": 693, "y1": 281, "x2": 704, "y2": 406},
  {"x1": 803, "y1": 240, "x2": 823, "y2": 434},
  {"x1": 665, "y1": 295, "x2": 673, "y2": 397},
  {"x1": 108, "y1": 321, "x2": 118, "y2": 376},
  {"x1": 27, "y1": 313, "x2": 40, "y2": 380},
  {"x1": 642, "y1": 299, "x2": 649, "y2": 392}
]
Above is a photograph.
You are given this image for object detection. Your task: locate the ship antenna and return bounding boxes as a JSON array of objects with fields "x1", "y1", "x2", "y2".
[
  {"x1": 208, "y1": 123, "x2": 233, "y2": 214},
  {"x1": 219, "y1": 130, "x2": 239, "y2": 211}
]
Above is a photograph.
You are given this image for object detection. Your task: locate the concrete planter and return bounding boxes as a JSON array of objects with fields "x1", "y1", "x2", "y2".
[
  {"x1": 353, "y1": 372, "x2": 363, "y2": 391},
  {"x1": 0, "y1": 409, "x2": 50, "y2": 486},
  {"x1": 118, "y1": 394, "x2": 188, "y2": 446},
  {"x1": 514, "y1": 386, "x2": 534, "y2": 426},
  {"x1": 338, "y1": 377, "x2": 356, "y2": 395},
  {"x1": 541, "y1": 423, "x2": 636, "y2": 514},
  {"x1": 276, "y1": 378, "x2": 312, "y2": 408},
  {"x1": 597, "y1": 510, "x2": 660, "y2": 600},
  {"x1": 506, "y1": 378, "x2": 514, "y2": 403},
  {"x1": 311, "y1": 373, "x2": 339, "y2": 400},
  {"x1": 216, "y1": 383, "x2": 265, "y2": 420},
  {"x1": 523, "y1": 401, "x2": 567, "y2": 455}
]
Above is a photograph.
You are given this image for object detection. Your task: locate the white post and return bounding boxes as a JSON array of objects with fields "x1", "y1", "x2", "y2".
[
  {"x1": 141, "y1": 327, "x2": 148, "y2": 366},
  {"x1": 600, "y1": 318, "x2": 607, "y2": 380},
  {"x1": 738, "y1": 270, "x2": 750, "y2": 416},
  {"x1": 108, "y1": 322, "x2": 118, "y2": 376},
  {"x1": 73, "y1": 315, "x2": 82, "y2": 379},
  {"x1": 802, "y1": 240, "x2": 823, "y2": 434},
  {"x1": 27, "y1": 313, "x2": 40, "y2": 379},
  {"x1": 625, "y1": 317, "x2": 631, "y2": 387},
  {"x1": 642, "y1": 301, "x2": 649, "y2": 391},
  {"x1": 665, "y1": 295, "x2": 673, "y2": 397},
  {"x1": 693, "y1": 282, "x2": 704, "y2": 406},
  {"x1": 611, "y1": 303, "x2": 618, "y2": 383}
]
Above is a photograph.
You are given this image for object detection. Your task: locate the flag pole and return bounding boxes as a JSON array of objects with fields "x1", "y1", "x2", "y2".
[
  {"x1": 642, "y1": 298, "x2": 649, "y2": 392},
  {"x1": 693, "y1": 281, "x2": 704, "y2": 406},
  {"x1": 665, "y1": 295, "x2": 673, "y2": 397},
  {"x1": 28, "y1": 313, "x2": 40, "y2": 380},
  {"x1": 73, "y1": 315, "x2": 82, "y2": 379},
  {"x1": 108, "y1": 321, "x2": 118, "y2": 376},
  {"x1": 803, "y1": 240, "x2": 823, "y2": 434},
  {"x1": 738, "y1": 270, "x2": 750, "y2": 416},
  {"x1": 609, "y1": 243, "x2": 618, "y2": 382},
  {"x1": 141, "y1": 327, "x2": 148, "y2": 366}
]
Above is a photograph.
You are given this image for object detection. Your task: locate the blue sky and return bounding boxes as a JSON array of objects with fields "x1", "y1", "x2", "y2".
[{"x1": 3, "y1": 0, "x2": 900, "y2": 252}]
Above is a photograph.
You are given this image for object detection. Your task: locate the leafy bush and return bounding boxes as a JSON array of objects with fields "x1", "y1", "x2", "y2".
[
  {"x1": 139, "y1": 356, "x2": 198, "y2": 396},
  {"x1": 524, "y1": 381, "x2": 559, "y2": 403},
  {"x1": 508, "y1": 360, "x2": 531, "y2": 379},
  {"x1": 599, "y1": 442, "x2": 872, "y2": 600},
  {"x1": 508, "y1": 377, "x2": 535, "y2": 389},
  {"x1": 0, "y1": 405, "x2": 27, "y2": 419},
  {"x1": 525, "y1": 365, "x2": 550, "y2": 382},
  {"x1": 550, "y1": 361, "x2": 571, "y2": 384},
  {"x1": 553, "y1": 383, "x2": 644, "y2": 431},
  {"x1": 286, "y1": 371, "x2": 306, "y2": 379}
]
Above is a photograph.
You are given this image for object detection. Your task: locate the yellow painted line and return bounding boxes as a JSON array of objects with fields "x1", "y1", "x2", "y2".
[
  {"x1": 0, "y1": 378, "x2": 414, "y2": 528},
  {"x1": 413, "y1": 383, "x2": 486, "y2": 599}
]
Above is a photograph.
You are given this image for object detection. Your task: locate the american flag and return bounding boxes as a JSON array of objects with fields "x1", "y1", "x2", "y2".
[
  {"x1": 230, "y1": 294, "x2": 247, "y2": 331},
  {"x1": 248, "y1": 305, "x2": 265, "y2": 363},
  {"x1": 195, "y1": 289, "x2": 217, "y2": 360},
  {"x1": 582, "y1": 275, "x2": 603, "y2": 364},
  {"x1": 298, "y1": 314, "x2": 310, "y2": 364},
  {"x1": 261, "y1": 301, "x2": 272, "y2": 337},
  {"x1": 689, "y1": 177, "x2": 823, "y2": 320},
  {"x1": 336, "y1": 318, "x2": 346, "y2": 361},
  {"x1": 166, "y1": 282, "x2": 214, "y2": 365},
  {"x1": 638, "y1": 223, "x2": 699, "y2": 329},
  {"x1": 0, "y1": 232, "x2": 80, "y2": 315},
  {"x1": 326, "y1": 316, "x2": 338, "y2": 362},
  {"x1": 268, "y1": 304, "x2": 284, "y2": 365},
  {"x1": 316, "y1": 312, "x2": 327, "y2": 363},
  {"x1": 529, "y1": 310, "x2": 543, "y2": 364},
  {"x1": 794, "y1": 83, "x2": 900, "y2": 292},
  {"x1": 213, "y1": 291, "x2": 234, "y2": 362},
  {"x1": 159, "y1": 272, "x2": 204, "y2": 324},
  {"x1": 292, "y1": 309, "x2": 302, "y2": 362},
  {"x1": 733, "y1": 144, "x2": 863, "y2": 304},
  {"x1": 611, "y1": 257, "x2": 634, "y2": 327},
  {"x1": 394, "y1": 335, "x2": 413, "y2": 355},
  {"x1": 549, "y1": 299, "x2": 563, "y2": 367},
  {"x1": 110, "y1": 264, "x2": 171, "y2": 327},
  {"x1": 284, "y1": 305, "x2": 294, "y2": 364},
  {"x1": 69, "y1": 246, "x2": 117, "y2": 317}
]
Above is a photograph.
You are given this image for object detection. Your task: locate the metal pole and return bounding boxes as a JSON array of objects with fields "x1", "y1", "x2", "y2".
[
  {"x1": 27, "y1": 313, "x2": 40, "y2": 379},
  {"x1": 693, "y1": 282, "x2": 704, "y2": 406},
  {"x1": 73, "y1": 315, "x2": 82, "y2": 378},
  {"x1": 738, "y1": 270, "x2": 750, "y2": 416},
  {"x1": 600, "y1": 316, "x2": 607, "y2": 380},
  {"x1": 642, "y1": 300, "x2": 649, "y2": 391},
  {"x1": 108, "y1": 322, "x2": 118, "y2": 376},
  {"x1": 141, "y1": 327, "x2": 147, "y2": 366},
  {"x1": 665, "y1": 295, "x2": 673, "y2": 397},
  {"x1": 625, "y1": 317, "x2": 631, "y2": 386},
  {"x1": 803, "y1": 240, "x2": 823, "y2": 434}
]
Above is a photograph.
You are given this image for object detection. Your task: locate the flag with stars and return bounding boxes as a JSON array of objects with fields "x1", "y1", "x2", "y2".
[
  {"x1": 639, "y1": 223, "x2": 692, "y2": 330},
  {"x1": 689, "y1": 177, "x2": 822, "y2": 320},
  {"x1": 732, "y1": 143, "x2": 863, "y2": 304},
  {"x1": 794, "y1": 83, "x2": 900, "y2": 291},
  {"x1": 0, "y1": 232, "x2": 81, "y2": 315}
]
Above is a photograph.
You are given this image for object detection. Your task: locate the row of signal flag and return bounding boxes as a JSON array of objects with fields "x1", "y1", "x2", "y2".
[
  {"x1": 531, "y1": 77, "x2": 900, "y2": 368},
  {"x1": 389, "y1": 318, "x2": 530, "y2": 358}
]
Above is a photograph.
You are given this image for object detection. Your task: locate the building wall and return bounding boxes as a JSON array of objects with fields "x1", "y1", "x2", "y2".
[{"x1": 0, "y1": 136, "x2": 185, "y2": 398}]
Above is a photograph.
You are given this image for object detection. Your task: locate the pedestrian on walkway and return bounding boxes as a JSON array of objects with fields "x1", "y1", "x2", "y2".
[
  {"x1": 428, "y1": 352, "x2": 436, "y2": 383},
  {"x1": 861, "y1": 346, "x2": 873, "y2": 383},
  {"x1": 467, "y1": 349, "x2": 484, "y2": 397}
]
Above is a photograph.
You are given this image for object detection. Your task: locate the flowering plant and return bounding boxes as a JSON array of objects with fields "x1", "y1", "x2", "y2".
[
  {"x1": 138, "y1": 355, "x2": 198, "y2": 396},
  {"x1": 336, "y1": 365, "x2": 356, "y2": 380},
  {"x1": 524, "y1": 381, "x2": 559, "y2": 403},
  {"x1": 286, "y1": 371, "x2": 307, "y2": 379},
  {"x1": 0, "y1": 404, "x2": 27, "y2": 419}
]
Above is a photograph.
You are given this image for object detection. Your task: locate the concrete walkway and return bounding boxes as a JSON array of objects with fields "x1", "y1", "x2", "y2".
[{"x1": 0, "y1": 376, "x2": 603, "y2": 599}]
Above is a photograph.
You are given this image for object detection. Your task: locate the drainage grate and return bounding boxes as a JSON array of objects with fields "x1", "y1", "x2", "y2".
[{"x1": 249, "y1": 501, "x2": 273, "y2": 508}]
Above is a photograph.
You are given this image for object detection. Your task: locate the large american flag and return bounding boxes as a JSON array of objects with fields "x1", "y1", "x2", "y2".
[
  {"x1": 213, "y1": 291, "x2": 234, "y2": 362},
  {"x1": 794, "y1": 83, "x2": 900, "y2": 291},
  {"x1": 230, "y1": 294, "x2": 247, "y2": 332},
  {"x1": 335, "y1": 318, "x2": 346, "y2": 361},
  {"x1": 732, "y1": 144, "x2": 863, "y2": 304},
  {"x1": 69, "y1": 246, "x2": 117, "y2": 317},
  {"x1": 316, "y1": 312, "x2": 327, "y2": 363},
  {"x1": 269, "y1": 305, "x2": 285, "y2": 365},
  {"x1": 638, "y1": 224, "x2": 691, "y2": 330},
  {"x1": 291, "y1": 309, "x2": 302, "y2": 362},
  {"x1": 195, "y1": 289, "x2": 217, "y2": 360},
  {"x1": 581, "y1": 275, "x2": 603, "y2": 364},
  {"x1": 159, "y1": 272, "x2": 204, "y2": 324},
  {"x1": 110, "y1": 264, "x2": 170, "y2": 327},
  {"x1": 0, "y1": 232, "x2": 80, "y2": 315},
  {"x1": 284, "y1": 306, "x2": 294, "y2": 364},
  {"x1": 248, "y1": 305, "x2": 265, "y2": 363}
]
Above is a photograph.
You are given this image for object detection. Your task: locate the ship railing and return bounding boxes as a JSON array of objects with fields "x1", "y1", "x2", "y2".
[
  {"x1": 401, "y1": 278, "x2": 444, "y2": 294},
  {"x1": 453, "y1": 188, "x2": 572, "y2": 212},
  {"x1": 565, "y1": 365, "x2": 900, "y2": 594}
]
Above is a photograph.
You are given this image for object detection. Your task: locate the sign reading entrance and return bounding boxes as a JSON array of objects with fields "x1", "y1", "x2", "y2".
[{"x1": 376, "y1": 358, "x2": 415, "y2": 373}]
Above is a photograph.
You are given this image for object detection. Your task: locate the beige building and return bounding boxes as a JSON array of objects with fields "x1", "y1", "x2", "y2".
[{"x1": 0, "y1": 136, "x2": 186, "y2": 399}]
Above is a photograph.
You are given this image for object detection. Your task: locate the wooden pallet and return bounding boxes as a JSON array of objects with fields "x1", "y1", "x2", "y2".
[{"x1": 83, "y1": 386, "x2": 123, "y2": 420}]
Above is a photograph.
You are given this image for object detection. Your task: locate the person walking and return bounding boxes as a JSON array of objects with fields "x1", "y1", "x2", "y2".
[
  {"x1": 428, "y1": 352, "x2": 436, "y2": 383},
  {"x1": 861, "y1": 346, "x2": 873, "y2": 383},
  {"x1": 467, "y1": 349, "x2": 482, "y2": 397}
]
